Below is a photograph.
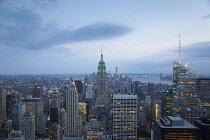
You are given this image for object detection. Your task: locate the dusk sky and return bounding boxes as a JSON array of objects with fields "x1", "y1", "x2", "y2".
[{"x1": 1, "y1": 0, "x2": 210, "y2": 74}]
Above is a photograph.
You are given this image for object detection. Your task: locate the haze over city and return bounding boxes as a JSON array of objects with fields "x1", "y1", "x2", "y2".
[{"x1": 1, "y1": 0, "x2": 210, "y2": 74}]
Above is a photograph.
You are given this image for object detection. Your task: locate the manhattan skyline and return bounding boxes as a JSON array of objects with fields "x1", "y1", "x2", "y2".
[{"x1": 1, "y1": 0, "x2": 210, "y2": 74}]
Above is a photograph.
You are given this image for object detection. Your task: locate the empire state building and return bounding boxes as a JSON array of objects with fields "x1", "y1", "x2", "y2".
[{"x1": 96, "y1": 51, "x2": 108, "y2": 106}]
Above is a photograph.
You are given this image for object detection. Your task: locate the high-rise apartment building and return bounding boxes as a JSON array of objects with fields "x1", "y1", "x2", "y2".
[
  {"x1": 113, "y1": 94, "x2": 137, "y2": 140},
  {"x1": 65, "y1": 83, "x2": 81, "y2": 135},
  {"x1": 21, "y1": 111, "x2": 35, "y2": 139},
  {"x1": 172, "y1": 61, "x2": 200, "y2": 117},
  {"x1": 96, "y1": 51, "x2": 108, "y2": 106}
]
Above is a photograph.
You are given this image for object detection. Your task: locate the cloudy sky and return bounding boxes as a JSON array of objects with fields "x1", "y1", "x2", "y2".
[{"x1": 0, "y1": 0, "x2": 210, "y2": 74}]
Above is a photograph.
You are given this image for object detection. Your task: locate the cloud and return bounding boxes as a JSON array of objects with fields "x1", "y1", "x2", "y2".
[
  {"x1": 201, "y1": 14, "x2": 210, "y2": 19},
  {"x1": 0, "y1": 2, "x2": 132, "y2": 50},
  {"x1": 183, "y1": 41, "x2": 210, "y2": 58}
]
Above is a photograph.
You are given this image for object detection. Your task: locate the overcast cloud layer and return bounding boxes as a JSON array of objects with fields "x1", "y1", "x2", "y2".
[{"x1": 0, "y1": 3, "x2": 131, "y2": 50}]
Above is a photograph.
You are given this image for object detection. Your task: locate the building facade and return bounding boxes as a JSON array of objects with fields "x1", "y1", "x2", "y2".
[
  {"x1": 113, "y1": 94, "x2": 137, "y2": 140},
  {"x1": 0, "y1": 88, "x2": 6, "y2": 138},
  {"x1": 154, "y1": 117, "x2": 200, "y2": 140},
  {"x1": 21, "y1": 111, "x2": 35, "y2": 139},
  {"x1": 96, "y1": 51, "x2": 108, "y2": 106},
  {"x1": 65, "y1": 84, "x2": 81, "y2": 135},
  {"x1": 172, "y1": 61, "x2": 200, "y2": 117}
]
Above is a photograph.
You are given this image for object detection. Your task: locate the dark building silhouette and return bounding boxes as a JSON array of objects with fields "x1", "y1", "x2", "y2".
[{"x1": 154, "y1": 117, "x2": 200, "y2": 140}]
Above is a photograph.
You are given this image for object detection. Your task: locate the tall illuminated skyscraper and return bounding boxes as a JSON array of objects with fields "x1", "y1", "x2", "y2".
[
  {"x1": 113, "y1": 94, "x2": 137, "y2": 140},
  {"x1": 172, "y1": 61, "x2": 200, "y2": 117},
  {"x1": 65, "y1": 83, "x2": 81, "y2": 135},
  {"x1": 96, "y1": 50, "x2": 108, "y2": 106}
]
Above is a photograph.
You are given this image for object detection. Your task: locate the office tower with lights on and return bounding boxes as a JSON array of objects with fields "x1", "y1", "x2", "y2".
[
  {"x1": 22, "y1": 96, "x2": 44, "y2": 134},
  {"x1": 32, "y1": 86, "x2": 42, "y2": 98},
  {"x1": 161, "y1": 90, "x2": 173, "y2": 117},
  {"x1": 65, "y1": 83, "x2": 82, "y2": 135},
  {"x1": 154, "y1": 117, "x2": 200, "y2": 140},
  {"x1": 96, "y1": 51, "x2": 108, "y2": 106},
  {"x1": 51, "y1": 89, "x2": 60, "y2": 108},
  {"x1": 21, "y1": 111, "x2": 35, "y2": 139},
  {"x1": 172, "y1": 61, "x2": 200, "y2": 117},
  {"x1": 6, "y1": 91, "x2": 19, "y2": 119},
  {"x1": 113, "y1": 94, "x2": 137, "y2": 140}
]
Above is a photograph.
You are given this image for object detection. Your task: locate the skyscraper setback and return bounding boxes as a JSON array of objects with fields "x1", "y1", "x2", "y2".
[{"x1": 96, "y1": 50, "x2": 108, "y2": 106}]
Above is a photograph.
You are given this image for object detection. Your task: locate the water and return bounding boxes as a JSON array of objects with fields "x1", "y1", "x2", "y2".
[{"x1": 128, "y1": 74, "x2": 172, "y2": 85}]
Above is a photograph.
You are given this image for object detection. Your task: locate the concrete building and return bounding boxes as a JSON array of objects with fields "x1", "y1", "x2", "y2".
[
  {"x1": 181, "y1": 107, "x2": 207, "y2": 124},
  {"x1": 154, "y1": 117, "x2": 200, "y2": 140},
  {"x1": 8, "y1": 130, "x2": 24, "y2": 140},
  {"x1": 85, "y1": 84, "x2": 93, "y2": 99},
  {"x1": 51, "y1": 89, "x2": 60, "y2": 108},
  {"x1": 21, "y1": 111, "x2": 35, "y2": 139},
  {"x1": 22, "y1": 96, "x2": 44, "y2": 134},
  {"x1": 113, "y1": 94, "x2": 137, "y2": 140},
  {"x1": 65, "y1": 83, "x2": 82, "y2": 135},
  {"x1": 0, "y1": 88, "x2": 6, "y2": 138}
]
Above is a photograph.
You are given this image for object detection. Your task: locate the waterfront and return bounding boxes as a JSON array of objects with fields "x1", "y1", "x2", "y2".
[{"x1": 128, "y1": 74, "x2": 173, "y2": 85}]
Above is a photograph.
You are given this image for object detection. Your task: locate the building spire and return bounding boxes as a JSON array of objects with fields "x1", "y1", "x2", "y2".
[
  {"x1": 179, "y1": 34, "x2": 182, "y2": 65},
  {"x1": 100, "y1": 46, "x2": 103, "y2": 62}
]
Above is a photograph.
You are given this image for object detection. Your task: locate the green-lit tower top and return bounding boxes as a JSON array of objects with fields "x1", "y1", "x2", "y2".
[{"x1": 98, "y1": 49, "x2": 106, "y2": 73}]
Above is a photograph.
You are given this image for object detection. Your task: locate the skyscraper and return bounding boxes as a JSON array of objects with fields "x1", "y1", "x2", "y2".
[
  {"x1": 172, "y1": 61, "x2": 200, "y2": 117},
  {"x1": 65, "y1": 83, "x2": 81, "y2": 135},
  {"x1": 12, "y1": 103, "x2": 26, "y2": 131},
  {"x1": 154, "y1": 117, "x2": 200, "y2": 140},
  {"x1": 51, "y1": 89, "x2": 60, "y2": 108},
  {"x1": 0, "y1": 88, "x2": 6, "y2": 137},
  {"x1": 22, "y1": 96, "x2": 44, "y2": 134},
  {"x1": 21, "y1": 111, "x2": 35, "y2": 139},
  {"x1": 96, "y1": 50, "x2": 108, "y2": 106},
  {"x1": 6, "y1": 91, "x2": 19, "y2": 119},
  {"x1": 113, "y1": 94, "x2": 137, "y2": 140},
  {"x1": 32, "y1": 86, "x2": 42, "y2": 98}
]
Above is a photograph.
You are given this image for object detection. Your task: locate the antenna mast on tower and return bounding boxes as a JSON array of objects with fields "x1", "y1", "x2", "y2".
[{"x1": 179, "y1": 34, "x2": 182, "y2": 64}]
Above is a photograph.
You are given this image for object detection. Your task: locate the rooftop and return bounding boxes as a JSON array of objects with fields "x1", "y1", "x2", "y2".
[
  {"x1": 155, "y1": 117, "x2": 199, "y2": 129},
  {"x1": 113, "y1": 94, "x2": 137, "y2": 99}
]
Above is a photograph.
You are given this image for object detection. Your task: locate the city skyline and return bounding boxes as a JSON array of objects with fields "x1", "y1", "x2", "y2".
[{"x1": 1, "y1": 0, "x2": 210, "y2": 74}]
